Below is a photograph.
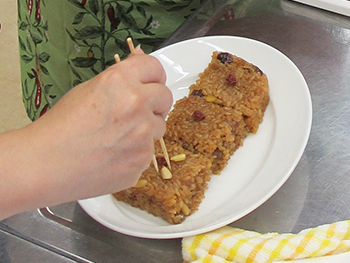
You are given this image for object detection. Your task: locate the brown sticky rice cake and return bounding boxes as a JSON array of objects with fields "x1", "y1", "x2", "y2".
[
  {"x1": 113, "y1": 51, "x2": 269, "y2": 224},
  {"x1": 113, "y1": 139, "x2": 212, "y2": 224},
  {"x1": 164, "y1": 95, "x2": 248, "y2": 174},
  {"x1": 189, "y1": 51, "x2": 269, "y2": 133}
]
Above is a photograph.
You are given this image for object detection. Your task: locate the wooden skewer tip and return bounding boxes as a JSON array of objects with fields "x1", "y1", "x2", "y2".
[
  {"x1": 153, "y1": 154, "x2": 159, "y2": 173},
  {"x1": 126, "y1": 37, "x2": 136, "y2": 55},
  {"x1": 114, "y1": 54, "x2": 121, "y2": 63}
]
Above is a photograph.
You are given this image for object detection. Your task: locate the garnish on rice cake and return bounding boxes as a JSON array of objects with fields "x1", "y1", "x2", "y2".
[
  {"x1": 189, "y1": 51, "x2": 269, "y2": 133},
  {"x1": 113, "y1": 139, "x2": 212, "y2": 224}
]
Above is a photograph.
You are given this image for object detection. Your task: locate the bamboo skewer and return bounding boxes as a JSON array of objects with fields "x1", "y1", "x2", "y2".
[
  {"x1": 114, "y1": 38, "x2": 171, "y2": 172},
  {"x1": 159, "y1": 137, "x2": 171, "y2": 170},
  {"x1": 153, "y1": 155, "x2": 159, "y2": 173},
  {"x1": 126, "y1": 37, "x2": 136, "y2": 55},
  {"x1": 114, "y1": 54, "x2": 121, "y2": 63}
]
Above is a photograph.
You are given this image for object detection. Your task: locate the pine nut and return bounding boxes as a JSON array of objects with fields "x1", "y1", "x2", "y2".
[
  {"x1": 161, "y1": 166, "x2": 172, "y2": 179},
  {"x1": 173, "y1": 214, "x2": 184, "y2": 224},
  {"x1": 133, "y1": 179, "x2": 148, "y2": 188},
  {"x1": 181, "y1": 203, "x2": 190, "y2": 215},
  {"x1": 205, "y1": 95, "x2": 216, "y2": 102},
  {"x1": 170, "y1": 153, "x2": 186, "y2": 162}
]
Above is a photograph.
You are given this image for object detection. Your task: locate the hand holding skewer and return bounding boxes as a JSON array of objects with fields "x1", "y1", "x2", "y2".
[{"x1": 114, "y1": 37, "x2": 171, "y2": 172}]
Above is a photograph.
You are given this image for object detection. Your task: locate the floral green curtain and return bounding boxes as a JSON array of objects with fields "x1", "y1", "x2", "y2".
[{"x1": 17, "y1": 0, "x2": 203, "y2": 121}]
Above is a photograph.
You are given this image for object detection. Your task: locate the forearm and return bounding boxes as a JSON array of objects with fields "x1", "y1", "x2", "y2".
[
  {"x1": 0, "y1": 126, "x2": 43, "y2": 220},
  {"x1": 0, "y1": 120, "x2": 82, "y2": 220},
  {"x1": 0, "y1": 118, "x2": 99, "y2": 220},
  {"x1": 0, "y1": 121, "x2": 91, "y2": 220}
]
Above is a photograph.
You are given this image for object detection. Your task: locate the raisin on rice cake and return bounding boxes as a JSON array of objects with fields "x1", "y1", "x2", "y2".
[
  {"x1": 189, "y1": 51, "x2": 269, "y2": 133},
  {"x1": 113, "y1": 139, "x2": 212, "y2": 224},
  {"x1": 165, "y1": 95, "x2": 248, "y2": 174}
]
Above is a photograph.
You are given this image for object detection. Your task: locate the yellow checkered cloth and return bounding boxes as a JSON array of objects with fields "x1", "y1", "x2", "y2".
[{"x1": 182, "y1": 220, "x2": 350, "y2": 263}]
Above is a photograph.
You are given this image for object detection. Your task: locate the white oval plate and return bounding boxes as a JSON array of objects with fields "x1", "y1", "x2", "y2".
[{"x1": 78, "y1": 36, "x2": 312, "y2": 239}]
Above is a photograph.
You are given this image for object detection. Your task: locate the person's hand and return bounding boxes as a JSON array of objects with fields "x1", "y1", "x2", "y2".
[{"x1": 0, "y1": 54, "x2": 172, "y2": 218}]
